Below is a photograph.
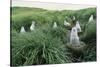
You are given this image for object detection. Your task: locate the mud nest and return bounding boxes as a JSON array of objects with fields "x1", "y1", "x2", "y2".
[{"x1": 66, "y1": 42, "x2": 86, "y2": 53}]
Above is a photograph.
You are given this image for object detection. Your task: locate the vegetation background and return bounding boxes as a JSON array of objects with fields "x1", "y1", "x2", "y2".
[{"x1": 11, "y1": 7, "x2": 96, "y2": 66}]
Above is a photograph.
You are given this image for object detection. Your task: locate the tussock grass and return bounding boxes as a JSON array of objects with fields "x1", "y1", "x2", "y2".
[
  {"x1": 11, "y1": 27, "x2": 72, "y2": 66},
  {"x1": 11, "y1": 7, "x2": 96, "y2": 66}
]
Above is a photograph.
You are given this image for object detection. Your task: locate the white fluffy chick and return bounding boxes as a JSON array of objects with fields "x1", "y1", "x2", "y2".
[
  {"x1": 64, "y1": 20, "x2": 71, "y2": 26},
  {"x1": 73, "y1": 16, "x2": 76, "y2": 20},
  {"x1": 89, "y1": 15, "x2": 94, "y2": 22},
  {"x1": 70, "y1": 26, "x2": 80, "y2": 46},
  {"x1": 30, "y1": 21, "x2": 35, "y2": 31},
  {"x1": 53, "y1": 22, "x2": 57, "y2": 28},
  {"x1": 20, "y1": 26, "x2": 26, "y2": 33},
  {"x1": 75, "y1": 21, "x2": 82, "y2": 32}
]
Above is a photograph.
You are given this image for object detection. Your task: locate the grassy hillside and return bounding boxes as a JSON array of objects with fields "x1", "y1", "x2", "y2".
[{"x1": 11, "y1": 7, "x2": 96, "y2": 66}]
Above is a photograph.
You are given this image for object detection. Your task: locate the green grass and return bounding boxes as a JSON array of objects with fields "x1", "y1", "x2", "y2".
[
  {"x1": 11, "y1": 7, "x2": 96, "y2": 66},
  {"x1": 81, "y1": 21, "x2": 96, "y2": 43},
  {"x1": 11, "y1": 27, "x2": 72, "y2": 66}
]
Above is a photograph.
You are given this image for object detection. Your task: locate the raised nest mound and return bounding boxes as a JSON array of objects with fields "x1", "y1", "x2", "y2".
[{"x1": 66, "y1": 42, "x2": 86, "y2": 53}]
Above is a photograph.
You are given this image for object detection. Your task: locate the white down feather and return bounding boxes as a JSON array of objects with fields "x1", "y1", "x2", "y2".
[
  {"x1": 53, "y1": 22, "x2": 57, "y2": 28},
  {"x1": 89, "y1": 15, "x2": 94, "y2": 22},
  {"x1": 75, "y1": 21, "x2": 82, "y2": 32},
  {"x1": 20, "y1": 26, "x2": 26, "y2": 33},
  {"x1": 70, "y1": 26, "x2": 80, "y2": 46},
  {"x1": 30, "y1": 21, "x2": 35, "y2": 31},
  {"x1": 64, "y1": 20, "x2": 71, "y2": 26}
]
